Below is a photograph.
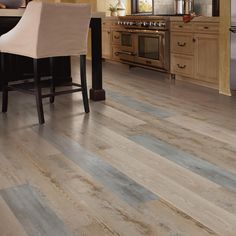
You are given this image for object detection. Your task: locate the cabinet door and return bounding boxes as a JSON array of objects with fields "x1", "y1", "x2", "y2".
[
  {"x1": 171, "y1": 32, "x2": 194, "y2": 55},
  {"x1": 194, "y1": 33, "x2": 219, "y2": 84},
  {"x1": 102, "y1": 28, "x2": 112, "y2": 59},
  {"x1": 171, "y1": 54, "x2": 194, "y2": 78}
]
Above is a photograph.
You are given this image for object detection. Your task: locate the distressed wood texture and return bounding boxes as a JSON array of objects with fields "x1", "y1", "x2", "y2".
[{"x1": 1, "y1": 60, "x2": 236, "y2": 236}]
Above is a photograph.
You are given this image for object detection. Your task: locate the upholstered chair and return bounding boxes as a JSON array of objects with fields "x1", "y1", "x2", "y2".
[{"x1": 0, "y1": 1, "x2": 91, "y2": 124}]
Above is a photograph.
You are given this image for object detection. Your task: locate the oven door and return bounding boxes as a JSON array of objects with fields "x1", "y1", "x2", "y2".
[
  {"x1": 135, "y1": 31, "x2": 166, "y2": 69},
  {"x1": 115, "y1": 31, "x2": 136, "y2": 62}
]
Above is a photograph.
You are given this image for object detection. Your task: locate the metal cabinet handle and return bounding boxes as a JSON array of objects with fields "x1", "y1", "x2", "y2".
[
  {"x1": 178, "y1": 25, "x2": 183, "y2": 28},
  {"x1": 177, "y1": 64, "x2": 186, "y2": 69},
  {"x1": 204, "y1": 26, "x2": 209, "y2": 29},
  {"x1": 177, "y1": 42, "x2": 186, "y2": 47},
  {"x1": 230, "y1": 27, "x2": 236, "y2": 33}
]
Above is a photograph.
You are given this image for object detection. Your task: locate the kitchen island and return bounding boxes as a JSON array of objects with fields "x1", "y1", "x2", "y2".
[{"x1": 0, "y1": 9, "x2": 106, "y2": 101}]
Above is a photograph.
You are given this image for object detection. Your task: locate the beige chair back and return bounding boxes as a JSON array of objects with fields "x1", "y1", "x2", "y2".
[{"x1": 0, "y1": 1, "x2": 91, "y2": 59}]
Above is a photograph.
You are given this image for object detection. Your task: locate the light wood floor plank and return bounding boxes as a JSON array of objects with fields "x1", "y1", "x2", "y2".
[
  {"x1": 1, "y1": 60, "x2": 236, "y2": 236},
  {"x1": 0, "y1": 139, "x2": 121, "y2": 236},
  {"x1": 0, "y1": 196, "x2": 28, "y2": 236},
  {"x1": 90, "y1": 102, "x2": 146, "y2": 127},
  {"x1": 102, "y1": 148, "x2": 236, "y2": 236},
  {"x1": 13, "y1": 129, "x2": 217, "y2": 236},
  {"x1": 129, "y1": 134, "x2": 236, "y2": 192},
  {"x1": 48, "y1": 111, "x2": 236, "y2": 215},
  {"x1": 167, "y1": 115, "x2": 236, "y2": 148},
  {"x1": 0, "y1": 184, "x2": 75, "y2": 236}
]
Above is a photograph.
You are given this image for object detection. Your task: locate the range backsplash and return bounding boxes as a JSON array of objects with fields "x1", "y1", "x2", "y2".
[
  {"x1": 154, "y1": 0, "x2": 213, "y2": 16},
  {"x1": 154, "y1": 0, "x2": 175, "y2": 15}
]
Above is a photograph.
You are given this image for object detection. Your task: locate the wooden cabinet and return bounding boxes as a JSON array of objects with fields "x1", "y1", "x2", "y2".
[
  {"x1": 102, "y1": 22, "x2": 112, "y2": 59},
  {"x1": 194, "y1": 33, "x2": 219, "y2": 83},
  {"x1": 170, "y1": 19, "x2": 219, "y2": 86},
  {"x1": 171, "y1": 32, "x2": 194, "y2": 55},
  {"x1": 102, "y1": 17, "x2": 121, "y2": 62}
]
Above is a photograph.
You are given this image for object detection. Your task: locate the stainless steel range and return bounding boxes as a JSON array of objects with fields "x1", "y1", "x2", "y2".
[{"x1": 115, "y1": 16, "x2": 170, "y2": 73}]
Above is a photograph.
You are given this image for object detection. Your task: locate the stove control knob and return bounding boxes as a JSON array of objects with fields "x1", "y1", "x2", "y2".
[
  {"x1": 159, "y1": 22, "x2": 166, "y2": 27},
  {"x1": 142, "y1": 22, "x2": 148, "y2": 27}
]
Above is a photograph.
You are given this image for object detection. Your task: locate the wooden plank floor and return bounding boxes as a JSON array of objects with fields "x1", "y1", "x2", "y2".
[{"x1": 1, "y1": 58, "x2": 236, "y2": 236}]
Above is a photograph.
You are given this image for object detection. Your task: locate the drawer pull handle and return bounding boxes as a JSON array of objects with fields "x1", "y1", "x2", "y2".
[
  {"x1": 177, "y1": 42, "x2": 186, "y2": 47},
  {"x1": 114, "y1": 35, "x2": 120, "y2": 39},
  {"x1": 204, "y1": 26, "x2": 209, "y2": 29},
  {"x1": 177, "y1": 64, "x2": 186, "y2": 69},
  {"x1": 178, "y1": 25, "x2": 183, "y2": 28}
]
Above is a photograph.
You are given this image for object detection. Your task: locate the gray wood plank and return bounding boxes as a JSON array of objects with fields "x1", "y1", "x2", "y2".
[
  {"x1": 0, "y1": 184, "x2": 75, "y2": 236},
  {"x1": 107, "y1": 90, "x2": 173, "y2": 118},
  {"x1": 0, "y1": 196, "x2": 28, "y2": 236},
  {"x1": 129, "y1": 134, "x2": 236, "y2": 192},
  {"x1": 35, "y1": 127, "x2": 159, "y2": 207}
]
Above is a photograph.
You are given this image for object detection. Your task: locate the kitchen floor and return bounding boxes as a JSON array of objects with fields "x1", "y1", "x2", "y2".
[{"x1": 0, "y1": 59, "x2": 236, "y2": 236}]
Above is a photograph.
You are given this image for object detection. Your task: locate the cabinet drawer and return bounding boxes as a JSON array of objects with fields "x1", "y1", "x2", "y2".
[
  {"x1": 171, "y1": 33, "x2": 194, "y2": 55},
  {"x1": 112, "y1": 47, "x2": 121, "y2": 61},
  {"x1": 171, "y1": 22, "x2": 193, "y2": 32},
  {"x1": 102, "y1": 20, "x2": 112, "y2": 28},
  {"x1": 193, "y1": 23, "x2": 219, "y2": 34},
  {"x1": 171, "y1": 54, "x2": 194, "y2": 77},
  {"x1": 112, "y1": 31, "x2": 121, "y2": 45}
]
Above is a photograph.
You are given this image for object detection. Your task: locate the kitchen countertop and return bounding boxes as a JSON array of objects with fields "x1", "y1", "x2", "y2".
[
  {"x1": 170, "y1": 16, "x2": 220, "y2": 22},
  {"x1": 0, "y1": 8, "x2": 25, "y2": 17},
  {"x1": 0, "y1": 8, "x2": 106, "y2": 18},
  {"x1": 103, "y1": 15, "x2": 220, "y2": 23}
]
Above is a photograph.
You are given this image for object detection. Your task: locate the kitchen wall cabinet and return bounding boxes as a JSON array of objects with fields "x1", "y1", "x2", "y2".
[{"x1": 170, "y1": 18, "x2": 219, "y2": 87}]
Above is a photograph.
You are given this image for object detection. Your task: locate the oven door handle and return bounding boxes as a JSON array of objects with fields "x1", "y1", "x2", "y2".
[
  {"x1": 116, "y1": 30, "x2": 137, "y2": 34},
  {"x1": 115, "y1": 51, "x2": 136, "y2": 56},
  {"x1": 116, "y1": 29, "x2": 167, "y2": 35}
]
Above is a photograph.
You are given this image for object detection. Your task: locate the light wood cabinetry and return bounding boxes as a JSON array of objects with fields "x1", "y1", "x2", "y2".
[
  {"x1": 102, "y1": 17, "x2": 121, "y2": 62},
  {"x1": 102, "y1": 20, "x2": 112, "y2": 59},
  {"x1": 170, "y1": 19, "x2": 219, "y2": 86},
  {"x1": 194, "y1": 33, "x2": 219, "y2": 83}
]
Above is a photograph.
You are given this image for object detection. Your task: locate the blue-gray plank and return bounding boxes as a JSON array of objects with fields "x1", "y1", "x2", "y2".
[
  {"x1": 36, "y1": 127, "x2": 159, "y2": 207},
  {"x1": 107, "y1": 90, "x2": 173, "y2": 118},
  {"x1": 129, "y1": 134, "x2": 236, "y2": 193},
  {"x1": 0, "y1": 184, "x2": 75, "y2": 236}
]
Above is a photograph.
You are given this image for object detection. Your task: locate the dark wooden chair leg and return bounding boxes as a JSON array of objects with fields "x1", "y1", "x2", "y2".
[
  {"x1": 33, "y1": 59, "x2": 45, "y2": 124},
  {"x1": 1, "y1": 53, "x2": 8, "y2": 113},
  {"x1": 80, "y1": 55, "x2": 89, "y2": 113},
  {"x1": 49, "y1": 57, "x2": 55, "y2": 103}
]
